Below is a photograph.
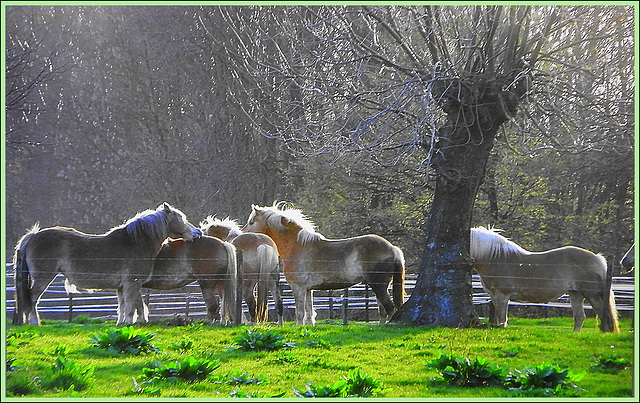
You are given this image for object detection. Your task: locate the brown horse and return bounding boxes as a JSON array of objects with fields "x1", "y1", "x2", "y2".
[
  {"x1": 13, "y1": 203, "x2": 202, "y2": 325},
  {"x1": 470, "y1": 226, "x2": 619, "y2": 332},
  {"x1": 136, "y1": 236, "x2": 237, "y2": 324},
  {"x1": 200, "y1": 216, "x2": 283, "y2": 325},
  {"x1": 242, "y1": 202, "x2": 405, "y2": 325}
]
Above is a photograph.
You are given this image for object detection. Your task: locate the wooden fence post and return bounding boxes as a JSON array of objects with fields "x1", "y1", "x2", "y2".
[
  {"x1": 185, "y1": 291, "x2": 190, "y2": 319},
  {"x1": 235, "y1": 249, "x2": 244, "y2": 325},
  {"x1": 328, "y1": 297, "x2": 333, "y2": 319},
  {"x1": 342, "y1": 288, "x2": 349, "y2": 325}
]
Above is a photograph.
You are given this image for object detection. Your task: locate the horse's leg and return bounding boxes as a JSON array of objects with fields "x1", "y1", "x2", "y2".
[
  {"x1": 271, "y1": 278, "x2": 284, "y2": 326},
  {"x1": 304, "y1": 289, "x2": 316, "y2": 326},
  {"x1": 244, "y1": 282, "x2": 258, "y2": 323},
  {"x1": 199, "y1": 280, "x2": 221, "y2": 323},
  {"x1": 290, "y1": 285, "x2": 307, "y2": 325},
  {"x1": 568, "y1": 291, "x2": 586, "y2": 331},
  {"x1": 368, "y1": 282, "x2": 395, "y2": 324},
  {"x1": 119, "y1": 281, "x2": 142, "y2": 325},
  {"x1": 26, "y1": 273, "x2": 58, "y2": 325},
  {"x1": 490, "y1": 291, "x2": 510, "y2": 327},
  {"x1": 133, "y1": 291, "x2": 149, "y2": 323},
  {"x1": 488, "y1": 301, "x2": 496, "y2": 324}
]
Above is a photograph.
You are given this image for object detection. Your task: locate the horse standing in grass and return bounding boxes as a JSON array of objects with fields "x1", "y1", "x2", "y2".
[
  {"x1": 138, "y1": 235, "x2": 237, "y2": 324},
  {"x1": 242, "y1": 202, "x2": 405, "y2": 326},
  {"x1": 200, "y1": 216, "x2": 283, "y2": 325},
  {"x1": 13, "y1": 203, "x2": 202, "y2": 325},
  {"x1": 470, "y1": 226, "x2": 619, "y2": 332}
]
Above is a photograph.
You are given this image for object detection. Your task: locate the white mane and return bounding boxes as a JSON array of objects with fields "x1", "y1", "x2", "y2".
[
  {"x1": 470, "y1": 226, "x2": 529, "y2": 262},
  {"x1": 199, "y1": 215, "x2": 243, "y2": 238},
  {"x1": 257, "y1": 203, "x2": 326, "y2": 245}
]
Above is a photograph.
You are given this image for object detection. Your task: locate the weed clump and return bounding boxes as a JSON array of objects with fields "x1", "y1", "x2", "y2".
[{"x1": 89, "y1": 326, "x2": 159, "y2": 355}]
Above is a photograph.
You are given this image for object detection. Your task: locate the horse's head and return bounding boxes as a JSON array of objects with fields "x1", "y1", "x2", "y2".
[
  {"x1": 242, "y1": 205, "x2": 272, "y2": 234},
  {"x1": 620, "y1": 243, "x2": 634, "y2": 275},
  {"x1": 243, "y1": 202, "x2": 321, "y2": 245},
  {"x1": 160, "y1": 203, "x2": 202, "y2": 241}
]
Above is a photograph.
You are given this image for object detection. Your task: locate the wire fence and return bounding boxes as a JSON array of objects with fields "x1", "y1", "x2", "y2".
[{"x1": 5, "y1": 262, "x2": 635, "y2": 324}]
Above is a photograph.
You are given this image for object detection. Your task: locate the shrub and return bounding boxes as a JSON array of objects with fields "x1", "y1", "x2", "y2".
[
  {"x1": 231, "y1": 327, "x2": 295, "y2": 351},
  {"x1": 504, "y1": 363, "x2": 585, "y2": 396},
  {"x1": 89, "y1": 326, "x2": 159, "y2": 355},
  {"x1": 142, "y1": 356, "x2": 221, "y2": 383},
  {"x1": 426, "y1": 352, "x2": 507, "y2": 387},
  {"x1": 293, "y1": 368, "x2": 385, "y2": 397},
  {"x1": 170, "y1": 336, "x2": 194, "y2": 354},
  {"x1": 591, "y1": 354, "x2": 632, "y2": 374},
  {"x1": 39, "y1": 357, "x2": 94, "y2": 392},
  {"x1": 427, "y1": 353, "x2": 584, "y2": 397}
]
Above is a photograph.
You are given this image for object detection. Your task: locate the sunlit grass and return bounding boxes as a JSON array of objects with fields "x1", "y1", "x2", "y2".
[{"x1": 4, "y1": 317, "x2": 634, "y2": 398}]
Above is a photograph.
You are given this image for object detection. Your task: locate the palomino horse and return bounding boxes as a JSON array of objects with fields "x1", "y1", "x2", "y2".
[
  {"x1": 135, "y1": 236, "x2": 237, "y2": 324},
  {"x1": 242, "y1": 202, "x2": 405, "y2": 326},
  {"x1": 470, "y1": 226, "x2": 619, "y2": 332},
  {"x1": 620, "y1": 243, "x2": 634, "y2": 274},
  {"x1": 13, "y1": 203, "x2": 202, "y2": 325},
  {"x1": 200, "y1": 216, "x2": 283, "y2": 325}
]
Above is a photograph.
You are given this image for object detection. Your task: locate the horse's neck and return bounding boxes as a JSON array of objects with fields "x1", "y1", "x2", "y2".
[
  {"x1": 114, "y1": 226, "x2": 164, "y2": 253},
  {"x1": 266, "y1": 230, "x2": 300, "y2": 260}
]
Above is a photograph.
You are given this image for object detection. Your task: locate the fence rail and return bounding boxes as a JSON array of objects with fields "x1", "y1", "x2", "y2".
[{"x1": 5, "y1": 263, "x2": 635, "y2": 324}]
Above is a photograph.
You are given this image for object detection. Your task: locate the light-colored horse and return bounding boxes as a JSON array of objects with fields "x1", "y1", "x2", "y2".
[
  {"x1": 620, "y1": 243, "x2": 634, "y2": 274},
  {"x1": 470, "y1": 226, "x2": 619, "y2": 332},
  {"x1": 200, "y1": 216, "x2": 283, "y2": 325},
  {"x1": 242, "y1": 202, "x2": 405, "y2": 326},
  {"x1": 13, "y1": 203, "x2": 202, "y2": 325},
  {"x1": 136, "y1": 236, "x2": 237, "y2": 324}
]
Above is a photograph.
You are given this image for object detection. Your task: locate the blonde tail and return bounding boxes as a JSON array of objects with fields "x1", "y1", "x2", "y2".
[
  {"x1": 221, "y1": 242, "x2": 237, "y2": 324},
  {"x1": 256, "y1": 244, "x2": 279, "y2": 322}
]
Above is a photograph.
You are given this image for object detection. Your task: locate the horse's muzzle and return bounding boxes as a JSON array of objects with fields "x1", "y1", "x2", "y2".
[{"x1": 191, "y1": 228, "x2": 203, "y2": 239}]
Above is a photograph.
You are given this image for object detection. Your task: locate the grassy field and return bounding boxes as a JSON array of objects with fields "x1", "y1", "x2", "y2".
[{"x1": 4, "y1": 316, "x2": 636, "y2": 399}]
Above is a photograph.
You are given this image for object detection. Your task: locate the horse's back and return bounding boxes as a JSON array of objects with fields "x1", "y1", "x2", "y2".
[{"x1": 232, "y1": 232, "x2": 277, "y2": 251}]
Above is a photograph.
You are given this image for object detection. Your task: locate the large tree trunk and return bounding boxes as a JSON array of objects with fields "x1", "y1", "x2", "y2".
[{"x1": 392, "y1": 77, "x2": 521, "y2": 327}]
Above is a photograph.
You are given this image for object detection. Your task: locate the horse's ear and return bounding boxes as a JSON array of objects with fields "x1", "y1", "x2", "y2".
[
  {"x1": 161, "y1": 202, "x2": 172, "y2": 212},
  {"x1": 252, "y1": 204, "x2": 263, "y2": 216}
]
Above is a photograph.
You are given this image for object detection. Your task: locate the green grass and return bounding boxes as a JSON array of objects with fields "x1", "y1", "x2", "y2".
[{"x1": 3, "y1": 317, "x2": 635, "y2": 399}]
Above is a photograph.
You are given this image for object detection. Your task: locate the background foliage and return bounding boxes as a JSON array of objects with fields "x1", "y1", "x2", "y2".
[{"x1": 4, "y1": 5, "x2": 634, "y2": 273}]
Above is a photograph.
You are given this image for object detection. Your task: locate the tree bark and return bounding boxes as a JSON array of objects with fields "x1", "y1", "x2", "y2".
[{"x1": 392, "y1": 77, "x2": 521, "y2": 327}]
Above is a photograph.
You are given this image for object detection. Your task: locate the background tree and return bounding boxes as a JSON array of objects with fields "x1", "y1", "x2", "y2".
[
  {"x1": 199, "y1": 5, "x2": 634, "y2": 327},
  {"x1": 5, "y1": 6, "x2": 633, "y2": 327}
]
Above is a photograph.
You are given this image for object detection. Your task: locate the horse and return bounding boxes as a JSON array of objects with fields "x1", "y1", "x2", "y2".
[
  {"x1": 134, "y1": 235, "x2": 237, "y2": 324},
  {"x1": 13, "y1": 202, "x2": 202, "y2": 326},
  {"x1": 200, "y1": 216, "x2": 283, "y2": 325},
  {"x1": 242, "y1": 202, "x2": 405, "y2": 326},
  {"x1": 470, "y1": 226, "x2": 619, "y2": 332},
  {"x1": 620, "y1": 243, "x2": 634, "y2": 274}
]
